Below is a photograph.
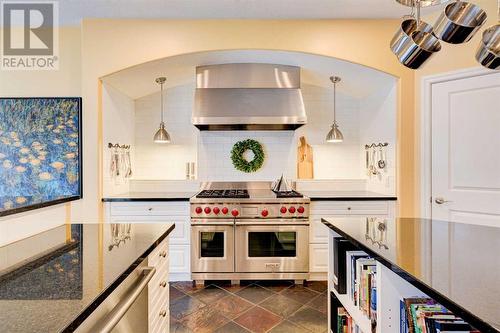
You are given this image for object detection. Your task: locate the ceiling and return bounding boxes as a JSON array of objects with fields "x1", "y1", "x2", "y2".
[
  {"x1": 101, "y1": 50, "x2": 396, "y2": 100},
  {"x1": 60, "y1": 0, "x2": 444, "y2": 25}
]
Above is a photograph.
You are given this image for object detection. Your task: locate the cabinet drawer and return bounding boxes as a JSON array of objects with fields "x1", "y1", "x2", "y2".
[
  {"x1": 169, "y1": 244, "x2": 190, "y2": 274},
  {"x1": 110, "y1": 202, "x2": 189, "y2": 217},
  {"x1": 309, "y1": 244, "x2": 328, "y2": 273},
  {"x1": 149, "y1": 238, "x2": 169, "y2": 268},
  {"x1": 348, "y1": 201, "x2": 389, "y2": 215},
  {"x1": 310, "y1": 201, "x2": 389, "y2": 216}
]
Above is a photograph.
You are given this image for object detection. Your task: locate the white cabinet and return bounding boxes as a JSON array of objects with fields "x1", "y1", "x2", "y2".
[
  {"x1": 106, "y1": 201, "x2": 191, "y2": 281},
  {"x1": 309, "y1": 243, "x2": 329, "y2": 277},
  {"x1": 308, "y1": 200, "x2": 396, "y2": 280},
  {"x1": 148, "y1": 237, "x2": 170, "y2": 333}
]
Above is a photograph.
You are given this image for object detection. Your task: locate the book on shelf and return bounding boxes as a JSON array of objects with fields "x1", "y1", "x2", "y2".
[
  {"x1": 400, "y1": 297, "x2": 480, "y2": 333},
  {"x1": 333, "y1": 237, "x2": 361, "y2": 294},
  {"x1": 346, "y1": 251, "x2": 368, "y2": 304},
  {"x1": 337, "y1": 307, "x2": 362, "y2": 333}
]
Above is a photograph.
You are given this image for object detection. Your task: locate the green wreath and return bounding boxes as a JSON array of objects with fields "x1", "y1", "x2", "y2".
[{"x1": 230, "y1": 139, "x2": 265, "y2": 173}]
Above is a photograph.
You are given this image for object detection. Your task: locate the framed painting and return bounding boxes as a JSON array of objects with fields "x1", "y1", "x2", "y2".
[{"x1": 0, "y1": 98, "x2": 82, "y2": 217}]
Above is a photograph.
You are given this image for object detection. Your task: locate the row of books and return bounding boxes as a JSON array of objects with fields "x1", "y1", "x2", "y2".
[
  {"x1": 400, "y1": 298, "x2": 480, "y2": 333},
  {"x1": 337, "y1": 307, "x2": 363, "y2": 333},
  {"x1": 346, "y1": 251, "x2": 377, "y2": 324}
]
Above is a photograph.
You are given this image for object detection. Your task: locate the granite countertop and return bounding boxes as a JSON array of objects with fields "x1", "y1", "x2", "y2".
[
  {"x1": 0, "y1": 222, "x2": 175, "y2": 333},
  {"x1": 102, "y1": 191, "x2": 198, "y2": 202},
  {"x1": 302, "y1": 190, "x2": 397, "y2": 201},
  {"x1": 102, "y1": 190, "x2": 396, "y2": 202},
  {"x1": 321, "y1": 217, "x2": 500, "y2": 333}
]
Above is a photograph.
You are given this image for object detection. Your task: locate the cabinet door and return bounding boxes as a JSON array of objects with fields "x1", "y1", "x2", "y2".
[
  {"x1": 169, "y1": 244, "x2": 190, "y2": 274},
  {"x1": 309, "y1": 217, "x2": 330, "y2": 244},
  {"x1": 309, "y1": 243, "x2": 328, "y2": 273},
  {"x1": 169, "y1": 217, "x2": 190, "y2": 245}
]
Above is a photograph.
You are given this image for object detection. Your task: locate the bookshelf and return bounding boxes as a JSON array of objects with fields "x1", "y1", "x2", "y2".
[{"x1": 323, "y1": 217, "x2": 500, "y2": 333}]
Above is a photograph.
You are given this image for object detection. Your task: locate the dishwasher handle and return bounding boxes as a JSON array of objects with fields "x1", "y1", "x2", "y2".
[{"x1": 92, "y1": 267, "x2": 156, "y2": 333}]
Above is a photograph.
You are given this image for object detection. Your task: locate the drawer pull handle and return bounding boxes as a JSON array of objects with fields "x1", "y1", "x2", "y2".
[
  {"x1": 159, "y1": 310, "x2": 167, "y2": 317},
  {"x1": 148, "y1": 208, "x2": 153, "y2": 211},
  {"x1": 347, "y1": 207, "x2": 351, "y2": 210},
  {"x1": 160, "y1": 281, "x2": 167, "y2": 288},
  {"x1": 159, "y1": 251, "x2": 167, "y2": 258}
]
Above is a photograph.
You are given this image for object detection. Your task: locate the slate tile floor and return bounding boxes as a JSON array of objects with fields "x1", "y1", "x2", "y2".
[{"x1": 170, "y1": 280, "x2": 328, "y2": 333}]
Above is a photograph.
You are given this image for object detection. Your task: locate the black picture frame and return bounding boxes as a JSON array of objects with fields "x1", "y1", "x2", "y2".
[{"x1": 0, "y1": 97, "x2": 83, "y2": 217}]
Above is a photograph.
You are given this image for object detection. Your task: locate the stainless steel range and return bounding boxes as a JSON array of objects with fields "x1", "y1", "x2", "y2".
[{"x1": 190, "y1": 182, "x2": 310, "y2": 285}]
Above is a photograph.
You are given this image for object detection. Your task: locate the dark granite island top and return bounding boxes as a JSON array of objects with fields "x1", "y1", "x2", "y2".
[
  {"x1": 321, "y1": 217, "x2": 500, "y2": 333},
  {"x1": 0, "y1": 222, "x2": 175, "y2": 333}
]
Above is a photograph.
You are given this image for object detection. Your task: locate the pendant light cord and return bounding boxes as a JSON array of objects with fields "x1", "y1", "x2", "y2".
[
  {"x1": 333, "y1": 80, "x2": 337, "y2": 124},
  {"x1": 160, "y1": 81, "x2": 164, "y2": 124}
]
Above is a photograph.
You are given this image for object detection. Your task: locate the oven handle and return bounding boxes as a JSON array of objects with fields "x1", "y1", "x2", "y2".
[
  {"x1": 191, "y1": 222, "x2": 234, "y2": 226},
  {"x1": 235, "y1": 218, "x2": 309, "y2": 226},
  {"x1": 91, "y1": 267, "x2": 156, "y2": 333}
]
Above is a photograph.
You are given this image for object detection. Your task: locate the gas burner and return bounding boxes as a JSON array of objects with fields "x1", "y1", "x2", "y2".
[
  {"x1": 196, "y1": 189, "x2": 250, "y2": 199},
  {"x1": 274, "y1": 190, "x2": 304, "y2": 198}
]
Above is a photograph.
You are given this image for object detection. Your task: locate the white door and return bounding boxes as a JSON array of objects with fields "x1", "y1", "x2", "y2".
[{"x1": 431, "y1": 71, "x2": 500, "y2": 226}]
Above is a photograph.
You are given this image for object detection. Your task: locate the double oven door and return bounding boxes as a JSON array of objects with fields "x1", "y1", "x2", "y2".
[
  {"x1": 235, "y1": 220, "x2": 309, "y2": 273},
  {"x1": 191, "y1": 222, "x2": 234, "y2": 273},
  {"x1": 191, "y1": 219, "x2": 309, "y2": 274}
]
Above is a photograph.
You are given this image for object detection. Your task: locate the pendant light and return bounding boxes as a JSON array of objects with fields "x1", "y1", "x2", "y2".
[
  {"x1": 326, "y1": 76, "x2": 344, "y2": 143},
  {"x1": 153, "y1": 77, "x2": 171, "y2": 144}
]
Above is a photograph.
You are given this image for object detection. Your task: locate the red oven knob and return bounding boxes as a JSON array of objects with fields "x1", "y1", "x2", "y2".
[
  {"x1": 213, "y1": 207, "x2": 220, "y2": 215},
  {"x1": 195, "y1": 207, "x2": 203, "y2": 214},
  {"x1": 231, "y1": 209, "x2": 239, "y2": 217},
  {"x1": 222, "y1": 207, "x2": 229, "y2": 215},
  {"x1": 204, "y1": 207, "x2": 211, "y2": 214},
  {"x1": 297, "y1": 206, "x2": 305, "y2": 214},
  {"x1": 280, "y1": 206, "x2": 287, "y2": 214},
  {"x1": 289, "y1": 206, "x2": 296, "y2": 213},
  {"x1": 261, "y1": 209, "x2": 269, "y2": 217}
]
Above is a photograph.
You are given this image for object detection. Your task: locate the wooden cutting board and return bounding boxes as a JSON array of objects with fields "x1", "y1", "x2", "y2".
[{"x1": 297, "y1": 136, "x2": 314, "y2": 179}]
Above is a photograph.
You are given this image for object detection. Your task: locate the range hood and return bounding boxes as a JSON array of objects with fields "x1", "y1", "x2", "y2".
[{"x1": 193, "y1": 63, "x2": 307, "y2": 131}]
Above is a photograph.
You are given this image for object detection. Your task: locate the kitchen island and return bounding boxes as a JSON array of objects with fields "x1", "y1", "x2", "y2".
[
  {"x1": 0, "y1": 222, "x2": 174, "y2": 333},
  {"x1": 321, "y1": 217, "x2": 500, "y2": 333}
]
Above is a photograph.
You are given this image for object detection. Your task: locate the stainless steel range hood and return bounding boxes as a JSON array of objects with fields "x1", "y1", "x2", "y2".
[{"x1": 193, "y1": 63, "x2": 306, "y2": 131}]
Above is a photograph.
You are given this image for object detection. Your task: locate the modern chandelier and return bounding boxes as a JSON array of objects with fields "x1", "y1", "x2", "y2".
[{"x1": 391, "y1": 0, "x2": 499, "y2": 70}]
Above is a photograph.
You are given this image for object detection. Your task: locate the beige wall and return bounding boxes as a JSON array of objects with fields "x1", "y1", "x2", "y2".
[
  {"x1": 81, "y1": 19, "x2": 417, "y2": 218},
  {"x1": 415, "y1": 0, "x2": 498, "y2": 213},
  {"x1": 0, "y1": 27, "x2": 81, "y2": 245}
]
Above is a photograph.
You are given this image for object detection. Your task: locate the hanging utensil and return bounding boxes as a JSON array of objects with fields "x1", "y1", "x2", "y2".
[
  {"x1": 378, "y1": 146, "x2": 386, "y2": 169},
  {"x1": 366, "y1": 149, "x2": 371, "y2": 176}
]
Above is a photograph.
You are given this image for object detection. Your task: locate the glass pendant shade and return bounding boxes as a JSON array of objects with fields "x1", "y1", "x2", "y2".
[
  {"x1": 153, "y1": 77, "x2": 171, "y2": 144},
  {"x1": 154, "y1": 122, "x2": 171, "y2": 143},
  {"x1": 326, "y1": 122, "x2": 344, "y2": 143}
]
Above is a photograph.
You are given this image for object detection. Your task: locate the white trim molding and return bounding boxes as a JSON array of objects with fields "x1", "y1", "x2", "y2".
[{"x1": 419, "y1": 66, "x2": 496, "y2": 219}]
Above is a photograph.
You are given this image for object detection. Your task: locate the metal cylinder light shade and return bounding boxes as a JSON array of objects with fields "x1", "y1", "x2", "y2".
[
  {"x1": 433, "y1": 1, "x2": 487, "y2": 44},
  {"x1": 391, "y1": 18, "x2": 434, "y2": 56},
  {"x1": 476, "y1": 24, "x2": 500, "y2": 69},
  {"x1": 395, "y1": 30, "x2": 442, "y2": 69}
]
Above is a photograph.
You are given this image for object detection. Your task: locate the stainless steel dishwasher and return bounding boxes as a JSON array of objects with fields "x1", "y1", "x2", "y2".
[{"x1": 75, "y1": 259, "x2": 156, "y2": 333}]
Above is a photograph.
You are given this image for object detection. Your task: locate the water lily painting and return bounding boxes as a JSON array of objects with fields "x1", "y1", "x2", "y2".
[{"x1": 0, "y1": 98, "x2": 82, "y2": 216}]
